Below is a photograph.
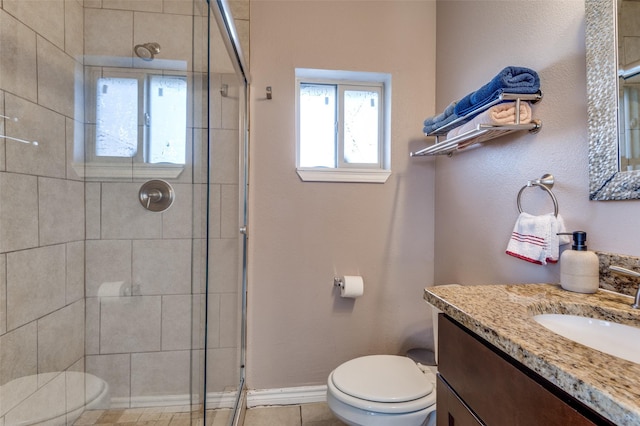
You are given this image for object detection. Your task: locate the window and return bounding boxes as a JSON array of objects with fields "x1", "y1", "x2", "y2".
[
  {"x1": 78, "y1": 69, "x2": 189, "y2": 179},
  {"x1": 96, "y1": 74, "x2": 187, "y2": 165},
  {"x1": 295, "y1": 69, "x2": 391, "y2": 183}
]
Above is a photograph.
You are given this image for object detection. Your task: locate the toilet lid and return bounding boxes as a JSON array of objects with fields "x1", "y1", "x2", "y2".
[{"x1": 331, "y1": 355, "x2": 433, "y2": 403}]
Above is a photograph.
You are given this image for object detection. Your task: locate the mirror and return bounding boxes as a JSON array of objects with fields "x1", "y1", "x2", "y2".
[{"x1": 587, "y1": 0, "x2": 640, "y2": 200}]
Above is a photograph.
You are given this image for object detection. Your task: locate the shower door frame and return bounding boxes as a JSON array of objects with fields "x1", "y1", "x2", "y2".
[{"x1": 206, "y1": 1, "x2": 249, "y2": 424}]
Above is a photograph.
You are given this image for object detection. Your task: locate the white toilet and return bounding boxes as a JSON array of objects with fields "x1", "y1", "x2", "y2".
[{"x1": 326, "y1": 354, "x2": 437, "y2": 426}]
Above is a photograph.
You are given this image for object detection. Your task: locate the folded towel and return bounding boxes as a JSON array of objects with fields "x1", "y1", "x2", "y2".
[
  {"x1": 454, "y1": 66, "x2": 540, "y2": 118},
  {"x1": 447, "y1": 101, "x2": 532, "y2": 139},
  {"x1": 423, "y1": 101, "x2": 459, "y2": 134},
  {"x1": 506, "y1": 213, "x2": 570, "y2": 265}
]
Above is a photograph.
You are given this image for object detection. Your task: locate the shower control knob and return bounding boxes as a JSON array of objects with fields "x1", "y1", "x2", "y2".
[{"x1": 139, "y1": 180, "x2": 174, "y2": 212}]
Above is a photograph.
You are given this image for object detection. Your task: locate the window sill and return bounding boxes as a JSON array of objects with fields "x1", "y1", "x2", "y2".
[
  {"x1": 72, "y1": 162, "x2": 184, "y2": 180},
  {"x1": 296, "y1": 168, "x2": 391, "y2": 183}
]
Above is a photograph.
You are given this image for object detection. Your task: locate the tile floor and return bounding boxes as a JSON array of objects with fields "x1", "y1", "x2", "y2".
[{"x1": 73, "y1": 403, "x2": 346, "y2": 426}]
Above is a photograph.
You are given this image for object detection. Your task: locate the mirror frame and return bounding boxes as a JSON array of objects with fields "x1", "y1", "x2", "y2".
[{"x1": 587, "y1": 0, "x2": 640, "y2": 200}]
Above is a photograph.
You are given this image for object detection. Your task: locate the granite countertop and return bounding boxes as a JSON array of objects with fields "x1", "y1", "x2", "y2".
[{"x1": 424, "y1": 283, "x2": 640, "y2": 426}]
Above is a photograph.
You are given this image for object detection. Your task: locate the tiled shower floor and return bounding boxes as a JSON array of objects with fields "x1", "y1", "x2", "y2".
[{"x1": 73, "y1": 403, "x2": 347, "y2": 426}]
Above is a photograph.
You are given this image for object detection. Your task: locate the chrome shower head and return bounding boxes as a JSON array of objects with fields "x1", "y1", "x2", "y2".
[{"x1": 134, "y1": 42, "x2": 161, "y2": 61}]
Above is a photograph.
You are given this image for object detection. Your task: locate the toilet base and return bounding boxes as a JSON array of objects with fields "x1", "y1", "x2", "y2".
[{"x1": 327, "y1": 391, "x2": 436, "y2": 426}]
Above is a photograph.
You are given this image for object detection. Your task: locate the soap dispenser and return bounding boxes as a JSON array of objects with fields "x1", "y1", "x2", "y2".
[{"x1": 560, "y1": 231, "x2": 599, "y2": 293}]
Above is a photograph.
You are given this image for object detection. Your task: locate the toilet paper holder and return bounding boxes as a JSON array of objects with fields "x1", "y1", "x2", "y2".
[{"x1": 334, "y1": 277, "x2": 345, "y2": 289}]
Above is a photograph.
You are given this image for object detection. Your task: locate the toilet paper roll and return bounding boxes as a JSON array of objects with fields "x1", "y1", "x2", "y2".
[{"x1": 340, "y1": 275, "x2": 364, "y2": 298}]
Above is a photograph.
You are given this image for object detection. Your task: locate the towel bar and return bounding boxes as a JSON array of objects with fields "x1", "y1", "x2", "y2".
[
  {"x1": 411, "y1": 92, "x2": 543, "y2": 157},
  {"x1": 516, "y1": 174, "x2": 558, "y2": 217}
]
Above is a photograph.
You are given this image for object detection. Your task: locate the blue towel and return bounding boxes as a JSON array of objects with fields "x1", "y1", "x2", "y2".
[
  {"x1": 423, "y1": 101, "x2": 458, "y2": 134},
  {"x1": 453, "y1": 66, "x2": 540, "y2": 118}
]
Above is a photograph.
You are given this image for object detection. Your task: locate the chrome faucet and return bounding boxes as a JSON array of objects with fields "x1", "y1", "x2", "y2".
[{"x1": 609, "y1": 265, "x2": 640, "y2": 309}]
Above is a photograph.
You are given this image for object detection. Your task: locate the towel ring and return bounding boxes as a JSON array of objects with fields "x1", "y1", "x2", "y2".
[{"x1": 517, "y1": 173, "x2": 559, "y2": 217}]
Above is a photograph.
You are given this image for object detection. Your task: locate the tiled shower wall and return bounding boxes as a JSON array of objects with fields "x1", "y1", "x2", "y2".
[
  {"x1": 0, "y1": 0, "x2": 87, "y2": 416},
  {"x1": 80, "y1": 0, "x2": 243, "y2": 407},
  {"x1": 0, "y1": 0, "x2": 248, "y2": 417}
]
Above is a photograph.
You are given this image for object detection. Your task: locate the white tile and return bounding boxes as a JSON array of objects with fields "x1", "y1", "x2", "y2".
[
  {"x1": 205, "y1": 347, "x2": 239, "y2": 393},
  {"x1": 64, "y1": 0, "x2": 84, "y2": 61},
  {"x1": 86, "y1": 354, "x2": 131, "y2": 403},
  {"x1": 192, "y1": 238, "x2": 207, "y2": 294},
  {"x1": 163, "y1": 0, "x2": 194, "y2": 16},
  {"x1": 84, "y1": 297, "x2": 100, "y2": 355},
  {"x1": 132, "y1": 12, "x2": 193, "y2": 71},
  {"x1": 85, "y1": 239, "x2": 132, "y2": 297},
  {"x1": 234, "y1": 19, "x2": 250, "y2": 70},
  {"x1": 219, "y1": 293, "x2": 238, "y2": 348},
  {"x1": 100, "y1": 295, "x2": 161, "y2": 353},
  {"x1": 0, "y1": 322, "x2": 37, "y2": 386},
  {"x1": 208, "y1": 238, "x2": 239, "y2": 294},
  {"x1": 209, "y1": 73, "x2": 222, "y2": 130},
  {"x1": 208, "y1": 184, "x2": 221, "y2": 239},
  {"x1": 37, "y1": 300, "x2": 84, "y2": 373},
  {"x1": 101, "y1": 182, "x2": 163, "y2": 239},
  {"x1": 36, "y1": 35, "x2": 76, "y2": 117},
  {"x1": 84, "y1": 182, "x2": 101, "y2": 240},
  {"x1": 0, "y1": 172, "x2": 38, "y2": 253},
  {"x1": 38, "y1": 177, "x2": 84, "y2": 245},
  {"x1": 191, "y1": 294, "x2": 206, "y2": 350},
  {"x1": 0, "y1": 11, "x2": 38, "y2": 102},
  {"x1": 161, "y1": 295, "x2": 192, "y2": 351},
  {"x1": 6, "y1": 245, "x2": 66, "y2": 330},
  {"x1": 227, "y1": 0, "x2": 250, "y2": 21},
  {"x1": 131, "y1": 350, "x2": 190, "y2": 398},
  {"x1": 5, "y1": 94, "x2": 67, "y2": 178},
  {"x1": 220, "y1": 184, "x2": 239, "y2": 239},
  {"x1": 67, "y1": 118, "x2": 86, "y2": 181},
  {"x1": 192, "y1": 183, "x2": 208, "y2": 238},
  {"x1": 221, "y1": 74, "x2": 240, "y2": 130},
  {"x1": 66, "y1": 241, "x2": 85, "y2": 304},
  {"x1": 84, "y1": 9, "x2": 133, "y2": 64},
  {"x1": 3, "y1": 0, "x2": 64, "y2": 49},
  {"x1": 0, "y1": 255, "x2": 5, "y2": 335},
  {"x1": 210, "y1": 129, "x2": 239, "y2": 184},
  {"x1": 0, "y1": 91, "x2": 6, "y2": 172},
  {"x1": 132, "y1": 239, "x2": 191, "y2": 295},
  {"x1": 103, "y1": 0, "x2": 162, "y2": 12},
  {"x1": 205, "y1": 293, "x2": 220, "y2": 348},
  {"x1": 162, "y1": 183, "x2": 193, "y2": 239}
]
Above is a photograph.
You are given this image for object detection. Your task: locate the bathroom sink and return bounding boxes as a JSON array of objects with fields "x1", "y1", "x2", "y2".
[{"x1": 533, "y1": 314, "x2": 640, "y2": 364}]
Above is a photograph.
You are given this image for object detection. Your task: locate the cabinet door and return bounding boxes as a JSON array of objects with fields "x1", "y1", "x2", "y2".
[
  {"x1": 438, "y1": 315, "x2": 609, "y2": 426},
  {"x1": 437, "y1": 375, "x2": 484, "y2": 426}
]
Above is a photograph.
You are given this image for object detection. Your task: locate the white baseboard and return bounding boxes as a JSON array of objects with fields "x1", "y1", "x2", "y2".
[
  {"x1": 109, "y1": 391, "x2": 240, "y2": 409},
  {"x1": 246, "y1": 385, "x2": 327, "y2": 408}
]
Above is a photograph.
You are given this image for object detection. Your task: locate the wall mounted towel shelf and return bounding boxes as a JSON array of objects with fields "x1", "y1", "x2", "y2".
[{"x1": 410, "y1": 92, "x2": 543, "y2": 157}]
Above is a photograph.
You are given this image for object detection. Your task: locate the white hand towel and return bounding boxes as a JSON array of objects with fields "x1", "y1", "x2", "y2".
[{"x1": 506, "y1": 213, "x2": 570, "y2": 265}]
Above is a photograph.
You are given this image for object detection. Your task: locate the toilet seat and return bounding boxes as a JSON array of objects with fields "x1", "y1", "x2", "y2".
[{"x1": 328, "y1": 355, "x2": 436, "y2": 414}]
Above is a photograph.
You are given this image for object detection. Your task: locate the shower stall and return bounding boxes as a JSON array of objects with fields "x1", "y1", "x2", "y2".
[{"x1": 0, "y1": 0, "x2": 248, "y2": 424}]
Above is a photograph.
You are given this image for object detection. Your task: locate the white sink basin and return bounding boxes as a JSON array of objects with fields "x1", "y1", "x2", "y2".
[{"x1": 533, "y1": 314, "x2": 640, "y2": 364}]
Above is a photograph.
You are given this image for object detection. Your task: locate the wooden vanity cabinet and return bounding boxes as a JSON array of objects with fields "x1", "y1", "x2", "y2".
[{"x1": 437, "y1": 314, "x2": 614, "y2": 426}]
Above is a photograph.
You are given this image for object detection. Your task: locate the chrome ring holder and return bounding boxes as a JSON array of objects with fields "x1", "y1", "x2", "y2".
[
  {"x1": 139, "y1": 180, "x2": 174, "y2": 212},
  {"x1": 516, "y1": 173, "x2": 559, "y2": 217}
]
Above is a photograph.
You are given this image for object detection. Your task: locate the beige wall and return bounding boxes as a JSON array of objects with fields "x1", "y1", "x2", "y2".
[
  {"x1": 432, "y1": 1, "x2": 640, "y2": 287},
  {"x1": 248, "y1": 1, "x2": 437, "y2": 389}
]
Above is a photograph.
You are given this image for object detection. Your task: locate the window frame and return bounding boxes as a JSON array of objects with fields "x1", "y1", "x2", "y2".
[
  {"x1": 295, "y1": 69, "x2": 391, "y2": 183},
  {"x1": 78, "y1": 67, "x2": 188, "y2": 180}
]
